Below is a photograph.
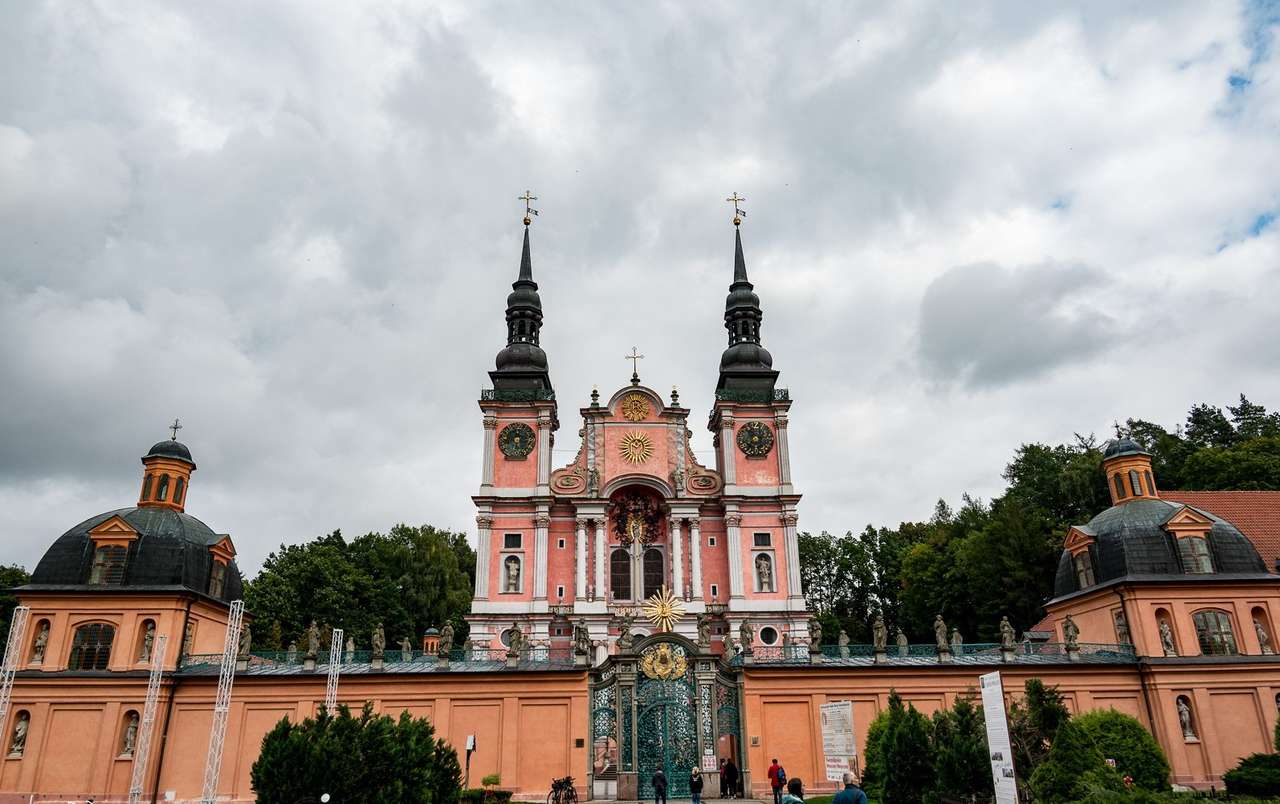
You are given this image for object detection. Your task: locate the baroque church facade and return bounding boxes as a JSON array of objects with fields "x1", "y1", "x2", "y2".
[{"x1": 0, "y1": 215, "x2": 1278, "y2": 802}]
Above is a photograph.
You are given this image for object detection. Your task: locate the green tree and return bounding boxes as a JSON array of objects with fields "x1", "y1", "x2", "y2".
[
  {"x1": 862, "y1": 691, "x2": 935, "y2": 804},
  {"x1": 0, "y1": 564, "x2": 31, "y2": 645},
  {"x1": 1186, "y1": 402, "x2": 1236, "y2": 448},
  {"x1": 251, "y1": 703, "x2": 462, "y2": 804},
  {"x1": 1223, "y1": 753, "x2": 1280, "y2": 797},
  {"x1": 1073, "y1": 709, "x2": 1170, "y2": 792},
  {"x1": 1179, "y1": 437, "x2": 1280, "y2": 490},
  {"x1": 1002, "y1": 437, "x2": 1109, "y2": 525},
  {"x1": 1007, "y1": 679, "x2": 1070, "y2": 775},
  {"x1": 861, "y1": 700, "x2": 892, "y2": 801},
  {"x1": 930, "y1": 695, "x2": 992, "y2": 803},
  {"x1": 1028, "y1": 719, "x2": 1123, "y2": 803},
  {"x1": 1228, "y1": 394, "x2": 1280, "y2": 441}
]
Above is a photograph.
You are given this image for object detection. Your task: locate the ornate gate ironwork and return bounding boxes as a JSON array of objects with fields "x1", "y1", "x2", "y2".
[{"x1": 636, "y1": 667, "x2": 697, "y2": 798}]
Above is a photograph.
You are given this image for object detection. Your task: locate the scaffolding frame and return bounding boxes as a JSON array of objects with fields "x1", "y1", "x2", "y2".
[
  {"x1": 200, "y1": 599, "x2": 244, "y2": 804},
  {"x1": 0, "y1": 605, "x2": 31, "y2": 728},
  {"x1": 128, "y1": 633, "x2": 168, "y2": 804},
  {"x1": 325, "y1": 628, "x2": 343, "y2": 710}
]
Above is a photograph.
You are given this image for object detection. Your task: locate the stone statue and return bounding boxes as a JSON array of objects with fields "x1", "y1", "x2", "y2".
[
  {"x1": 782, "y1": 631, "x2": 791, "y2": 648},
  {"x1": 755, "y1": 554, "x2": 773, "y2": 592},
  {"x1": 344, "y1": 635, "x2": 355, "y2": 661},
  {"x1": 439, "y1": 623, "x2": 455, "y2": 657},
  {"x1": 587, "y1": 468, "x2": 600, "y2": 495},
  {"x1": 372, "y1": 623, "x2": 386, "y2": 659},
  {"x1": 9, "y1": 713, "x2": 27, "y2": 756},
  {"x1": 934, "y1": 615, "x2": 949, "y2": 651},
  {"x1": 574, "y1": 619, "x2": 592, "y2": 655},
  {"x1": 400, "y1": 637, "x2": 412, "y2": 661},
  {"x1": 507, "y1": 621, "x2": 525, "y2": 656},
  {"x1": 1062, "y1": 615, "x2": 1080, "y2": 649},
  {"x1": 739, "y1": 620, "x2": 755, "y2": 651},
  {"x1": 616, "y1": 614, "x2": 634, "y2": 650},
  {"x1": 949, "y1": 628, "x2": 963, "y2": 652},
  {"x1": 895, "y1": 628, "x2": 909, "y2": 657},
  {"x1": 138, "y1": 621, "x2": 154, "y2": 663},
  {"x1": 1177, "y1": 697, "x2": 1196, "y2": 739},
  {"x1": 672, "y1": 468, "x2": 685, "y2": 495},
  {"x1": 1255, "y1": 619, "x2": 1272, "y2": 654},
  {"x1": 696, "y1": 614, "x2": 712, "y2": 647},
  {"x1": 872, "y1": 616, "x2": 888, "y2": 652},
  {"x1": 999, "y1": 616, "x2": 1016, "y2": 650},
  {"x1": 31, "y1": 622, "x2": 49, "y2": 664},
  {"x1": 122, "y1": 712, "x2": 139, "y2": 755},
  {"x1": 838, "y1": 629, "x2": 851, "y2": 658},
  {"x1": 1159, "y1": 620, "x2": 1177, "y2": 657},
  {"x1": 504, "y1": 556, "x2": 521, "y2": 593},
  {"x1": 238, "y1": 623, "x2": 252, "y2": 658},
  {"x1": 305, "y1": 621, "x2": 320, "y2": 660},
  {"x1": 808, "y1": 617, "x2": 823, "y2": 648},
  {"x1": 287, "y1": 641, "x2": 298, "y2": 662}
]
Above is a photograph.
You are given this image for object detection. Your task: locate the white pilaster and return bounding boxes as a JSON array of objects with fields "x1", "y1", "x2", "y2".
[
  {"x1": 670, "y1": 517, "x2": 684, "y2": 598},
  {"x1": 481, "y1": 413, "x2": 498, "y2": 487},
  {"x1": 775, "y1": 412, "x2": 792, "y2": 488},
  {"x1": 726, "y1": 512, "x2": 744, "y2": 598},
  {"x1": 720, "y1": 414, "x2": 737, "y2": 486},
  {"x1": 783, "y1": 512, "x2": 802, "y2": 599},
  {"x1": 690, "y1": 518, "x2": 703, "y2": 600},
  {"x1": 594, "y1": 519, "x2": 606, "y2": 601},
  {"x1": 575, "y1": 518, "x2": 588, "y2": 601},
  {"x1": 534, "y1": 512, "x2": 550, "y2": 600},
  {"x1": 475, "y1": 515, "x2": 493, "y2": 599},
  {"x1": 536, "y1": 414, "x2": 553, "y2": 490}
]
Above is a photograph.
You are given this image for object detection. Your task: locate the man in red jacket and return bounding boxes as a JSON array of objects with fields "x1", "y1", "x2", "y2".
[{"x1": 767, "y1": 758, "x2": 785, "y2": 804}]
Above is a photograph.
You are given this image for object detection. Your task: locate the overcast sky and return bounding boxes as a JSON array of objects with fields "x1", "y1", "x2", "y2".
[{"x1": 2, "y1": 2, "x2": 1278, "y2": 577}]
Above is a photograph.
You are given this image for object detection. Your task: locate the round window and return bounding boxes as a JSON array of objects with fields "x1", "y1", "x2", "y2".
[
  {"x1": 759, "y1": 626, "x2": 779, "y2": 645},
  {"x1": 499, "y1": 629, "x2": 514, "y2": 648}
]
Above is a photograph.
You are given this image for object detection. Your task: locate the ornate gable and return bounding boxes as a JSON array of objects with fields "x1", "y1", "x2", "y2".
[
  {"x1": 1064, "y1": 526, "x2": 1095, "y2": 555},
  {"x1": 88, "y1": 515, "x2": 139, "y2": 547}
]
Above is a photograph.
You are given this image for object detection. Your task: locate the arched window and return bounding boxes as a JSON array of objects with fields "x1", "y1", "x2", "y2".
[
  {"x1": 68, "y1": 623, "x2": 116, "y2": 670},
  {"x1": 642, "y1": 549, "x2": 664, "y2": 599},
  {"x1": 1192, "y1": 609, "x2": 1237, "y2": 655},
  {"x1": 88, "y1": 545, "x2": 127, "y2": 584},
  {"x1": 1129, "y1": 470, "x2": 1143, "y2": 497},
  {"x1": 208, "y1": 561, "x2": 227, "y2": 598},
  {"x1": 174, "y1": 477, "x2": 185, "y2": 505},
  {"x1": 1112, "y1": 474, "x2": 1126, "y2": 500},
  {"x1": 140, "y1": 474, "x2": 153, "y2": 501},
  {"x1": 1177, "y1": 536, "x2": 1214, "y2": 574},
  {"x1": 1145, "y1": 471, "x2": 1156, "y2": 496},
  {"x1": 1073, "y1": 551, "x2": 1095, "y2": 588},
  {"x1": 610, "y1": 549, "x2": 631, "y2": 600},
  {"x1": 155, "y1": 475, "x2": 170, "y2": 502}
]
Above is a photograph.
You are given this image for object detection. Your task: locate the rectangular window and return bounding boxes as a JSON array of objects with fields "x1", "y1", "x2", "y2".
[
  {"x1": 503, "y1": 533, "x2": 522, "y2": 549},
  {"x1": 753, "y1": 533, "x2": 772, "y2": 547},
  {"x1": 1072, "y1": 552, "x2": 1095, "y2": 588},
  {"x1": 89, "y1": 545, "x2": 127, "y2": 585},
  {"x1": 1178, "y1": 536, "x2": 1214, "y2": 574},
  {"x1": 1129, "y1": 469, "x2": 1143, "y2": 497},
  {"x1": 1113, "y1": 474, "x2": 1126, "y2": 499},
  {"x1": 556, "y1": 585, "x2": 565, "y2": 599},
  {"x1": 709, "y1": 584, "x2": 718, "y2": 599},
  {"x1": 208, "y1": 561, "x2": 227, "y2": 598},
  {"x1": 708, "y1": 537, "x2": 716, "y2": 547}
]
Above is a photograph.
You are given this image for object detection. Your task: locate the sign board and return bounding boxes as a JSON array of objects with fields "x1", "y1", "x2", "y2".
[
  {"x1": 702, "y1": 754, "x2": 719, "y2": 772},
  {"x1": 820, "y1": 700, "x2": 857, "y2": 782},
  {"x1": 466, "y1": 734, "x2": 476, "y2": 751},
  {"x1": 979, "y1": 671, "x2": 1019, "y2": 804}
]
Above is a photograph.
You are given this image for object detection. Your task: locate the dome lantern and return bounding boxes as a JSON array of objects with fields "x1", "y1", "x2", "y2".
[{"x1": 138, "y1": 419, "x2": 196, "y2": 512}]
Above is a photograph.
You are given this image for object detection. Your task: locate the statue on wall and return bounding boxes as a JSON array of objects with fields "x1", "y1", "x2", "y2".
[
  {"x1": 808, "y1": 617, "x2": 823, "y2": 647},
  {"x1": 838, "y1": 629, "x2": 851, "y2": 658},
  {"x1": 372, "y1": 623, "x2": 386, "y2": 659},
  {"x1": 1159, "y1": 619, "x2": 1177, "y2": 657},
  {"x1": 1255, "y1": 619, "x2": 1273, "y2": 654},
  {"x1": 587, "y1": 468, "x2": 600, "y2": 496},
  {"x1": 895, "y1": 628, "x2": 909, "y2": 657},
  {"x1": 31, "y1": 621, "x2": 49, "y2": 665},
  {"x1": 305, "y1": 621, "x2": 320, "y2": 660},
  {"x1": 755, "y1": 554, "x2": 773, "y2": 592},
  {"x1": 344, "y1": 635, "x2": 355, "y2": 661},
  {"x1": 616, "y1": 613, "x2": 634, "y2": 650},
  {"x1": 934, "y1": 615, "x2": 949, "y2": 651},
  {"x1": 238, "y1": 623, "x2": 252, "y2": 658},
  {"x1": 574, "y1": 619, "x2": 592, "y2": 656},
  {"x1": 138, "y1": 621, "x2": 154, "y2": 663},
  {"x1": 8, "y1": 712, "x2": 28, "y2": 756},
  {"x1": 739, "y1": 620, "x2": 755, "y2": 651},
  {"x1": 696, "y1": 614, "x2": 712, "y2": 647},
  {"x1": 1177, "y1": 697, "x2": 1196, "y2": 740},
  {"x1": 400, "y1": 637, "x2": 413, "y2": 662},
  {"x1": 122, "y1": 712, "x2": 139, "y2": 756},
  {"x1": 949, "y1": 627, "x2": 963, "y2": 652},
  {"x1": 1062, "y1": 615, "x2": 1080, "y2": 649},
  {"x1": 872, "y1": 616, "x2": 888, "y2": 653},
  {"x1": 999, "y1": 616, "x2": 1016, "y2": 650},
  {"x1": 504, "y1": 556, "x2": 521, "y2": 593},
  {"x1": 439, "y1": 623, "x2": 455, "y2": 657},
  {"x1": 507, "y1": 621, "x2": 525, "y2": 656},
  {"x1": 287, "y1": 641, "x2": 298, "y2": 662}
]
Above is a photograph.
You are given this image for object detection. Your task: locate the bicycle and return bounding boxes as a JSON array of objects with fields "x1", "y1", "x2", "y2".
[{"x1": 548, "y1": 775, "x2": 578, "y2": 804}]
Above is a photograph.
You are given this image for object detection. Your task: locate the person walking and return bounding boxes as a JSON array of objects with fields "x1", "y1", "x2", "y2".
[
  {"x1": 722, "y1": 758, "x2": 740, "y2": 799},
  {"x1": 831, "y1": 771, "x2": 868, "y2": 804},
  {"x1": 780, "y1": 777, "x2": 804, "y2": 804},
  {"x1": 652, "y1": 767, "x2": 669, "y2": 804},
  {"x1": 766, "y1": 758, "x2": 786, "y2": 804},
  {"x1": 689, "y1": 767, "x2": 704, "y2": 804}
]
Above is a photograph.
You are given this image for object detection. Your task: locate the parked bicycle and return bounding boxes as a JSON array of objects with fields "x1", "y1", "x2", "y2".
[{"x1": 548, "y1": 775, "x2": 578, "y2": 804}]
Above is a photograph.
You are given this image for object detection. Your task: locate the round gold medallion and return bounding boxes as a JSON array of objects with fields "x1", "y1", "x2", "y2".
[
  {"x1": 621, "y1": 393, "x2": 650, "y2": 422},
  {"x1": 619, "y1": 431, "x2": 654, "y2": 464}
]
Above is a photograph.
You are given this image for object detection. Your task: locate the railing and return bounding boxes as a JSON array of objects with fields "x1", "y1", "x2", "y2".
[
  {"x1": 480, "y1": 388, "x2": 556, "y2": 402},
  {"x1": 179, "y1": 645, "x2": 578, "y2": 672},
  {"x1": 714, "y1": 388, "x2": 790, "y2": 403},
  {"x1": 735, "y1": 642, "x2": 1140, "y2": 665}
]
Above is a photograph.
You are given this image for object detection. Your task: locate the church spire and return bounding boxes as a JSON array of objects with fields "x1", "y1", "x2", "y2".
[
  {"x1": 717, "y1": 196, "x2": 778, "y2": 395},
  {"x1": 490, "y1": 194, "x2": 553, "y2": 393}
]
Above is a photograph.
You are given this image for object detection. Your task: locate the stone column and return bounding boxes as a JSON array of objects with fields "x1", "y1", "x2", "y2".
[
  {"x1": 783, "y1": 512, "x2": 802, "y2": 599},
  {"x1": 481, "y1": 413, "x2": 498, "y2": 487},
  {"x1": 475, "y1": 515, "x2": 493, "y2": 599},
  {"x1": 534, "y1": 512, "x2": 550, "y2": 601},
  {"x1": 670, "y1": 516, "x2": 684, "y2": 598},
  {"x1": 775, "y1": 412, "x2": 792, "y2": 487},
  {"x1": 594, "y1": 519, "x2": 606, "y2": 601},
  {"x1": 726, "y1": 513, "x2": 744, "y2": 599},
  {"x1": 689, "y1": 517, "x2": 703, "y2": 600},
  {"x1": 536, "y1": 414, "x2": 553, "y2": 489},
  {"x1": 575, "y1": 517, "x2": 588, "y2": 601},
  {"x1": 719, "y1": 414, "x2": 736, "y2": 486}
]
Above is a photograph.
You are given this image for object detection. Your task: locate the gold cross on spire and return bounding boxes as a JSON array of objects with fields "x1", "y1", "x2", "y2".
[
  {"x1": 726, "y1": 192, "x2": 746, "y2": 226},
  {"x1": 519, "y1": 190, "x2": 539, "y2": 226},
  {"x1": 624, "y1": 346, "x2": 645, "y2": 385},
  {"x1": 169, "y1": 418, "x2": 183, "y2": 440}
]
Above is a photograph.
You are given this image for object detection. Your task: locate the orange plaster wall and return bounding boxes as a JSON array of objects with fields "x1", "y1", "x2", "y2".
[
  {"x1": 548, "y1": 519, "x2": 576, "y2": 601},
  {"x1": 600, "y1": 423, "x2": 674, "y2": 488},
  {"x1": 699, "y1": 519, "x2": 730, "y2": 603},
  {"x1": 732, "y1": 421, "x2": 782, "y2": 487},
  {"x1": 493, "y1": 417, "x2": 540, "y2": 489}
]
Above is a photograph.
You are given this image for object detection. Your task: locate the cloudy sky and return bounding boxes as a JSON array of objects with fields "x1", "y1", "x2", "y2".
[{"x1": 2, "y1": 1, "x2": 1278, "y2": 577}]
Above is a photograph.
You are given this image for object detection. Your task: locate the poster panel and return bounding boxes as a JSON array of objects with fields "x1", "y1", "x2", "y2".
[
  {"x1": 979, "y1": 671, "x2": 1019, "y2": 804},
  {"x1": 820, "y1": 700, "x2": 857, "y2": 782}
]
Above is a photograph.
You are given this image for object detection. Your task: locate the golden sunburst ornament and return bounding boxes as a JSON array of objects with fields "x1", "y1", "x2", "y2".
[
  {"x1": 619, "y1": 431, "x2": 654, "y2": 464},
  {"x1": 621, "y1": 393, "x2": 650, "y2": 421},
  {"x1": 643, "y1": 585, "x2": 686, "y2": 632}
]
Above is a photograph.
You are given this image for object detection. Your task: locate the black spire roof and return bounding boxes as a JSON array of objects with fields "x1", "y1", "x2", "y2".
[
  {"x1": 145, "y1": 438, "x2": 195, "y2": 465},
  {"x1": 716, "y1": 226, "x2": 778, "y2": 394},
  {"x1": 490, "y1": 225, "x2": 553, "y2": 392}
]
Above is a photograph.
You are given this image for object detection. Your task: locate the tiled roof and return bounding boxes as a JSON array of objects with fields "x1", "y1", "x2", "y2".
[{"x1": 1162, "y1": 491, "x2": 1280, "y2": 573}]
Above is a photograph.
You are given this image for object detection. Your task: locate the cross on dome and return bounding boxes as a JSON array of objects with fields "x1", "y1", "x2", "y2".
[
  {"x1": 624, "y1": 347, "x2": 645, "y2": 385},
  {"x1": 168, "y1": 418, "x2": 183, "y2": 441}
]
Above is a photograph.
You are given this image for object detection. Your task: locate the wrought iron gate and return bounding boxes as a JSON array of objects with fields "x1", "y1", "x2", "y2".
[{"x1": 637, "y1": 672, "x2": 698, "y2": 798}]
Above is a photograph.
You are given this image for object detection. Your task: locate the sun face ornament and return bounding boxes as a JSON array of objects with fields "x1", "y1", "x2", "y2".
[
  {"x1": 619, "y1": 431, "x2": 654, "y2": 464},
  {"x1": 620, "y1": 393, "x2": 650, "y2": 422},
  {"x1": 643, "y1": 585, "x2": 686, "y2": 633}
]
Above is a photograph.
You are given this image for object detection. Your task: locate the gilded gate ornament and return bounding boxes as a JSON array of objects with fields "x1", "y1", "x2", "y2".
[
  {"x1": 619, "y1": 431, "x2": 654, "y2": 464},
  {"x1": 621, "y1": 393, "x2": 650, "y2": 422},
  {"x1": 736, "y1": 421, "x2": 774, "y2": 457},
  {"x1": 498, "y1": 423, "x2": 536, "y2": 458},
  {"x1": 640, "y1": 642, "x2": 688, "y2": 680}
]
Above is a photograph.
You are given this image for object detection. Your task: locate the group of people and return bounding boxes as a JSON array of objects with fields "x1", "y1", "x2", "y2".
[{"x1": 648, "y1": 758, "x2": 866, "y2": 804}]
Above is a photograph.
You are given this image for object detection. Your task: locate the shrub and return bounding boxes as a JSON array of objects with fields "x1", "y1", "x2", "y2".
[
  {"x1": 1074, "y1": 709, "x2": 1171, "y2": 792},
  {"x1": 1028, "y1": 719, "x2": 1122, "y2": 803},
  {"x1": 930, "y1": 696, "x2": 992, "y2": 804},
  {"x1": 861, "y1": 691, "x2": 935, "y2": 804},
  {"x1": 861, "y1": 702, "x2": 892, "y2": 800},
  {"x1": 251, "y1": 702, "x2": 462, "y2": 804},
  {"x1": 461, "y1": 789, "x2": 514, "y2": 804},
  {"x1": 1223, "y1": 752, "x2": 1280, "y2": 797},
  {"x1": 1008, "y1": 678, "x2": 1070, "y2": 775},
  {"x1": 481, "y1": 774, "x2": 501, "y2": 788}
]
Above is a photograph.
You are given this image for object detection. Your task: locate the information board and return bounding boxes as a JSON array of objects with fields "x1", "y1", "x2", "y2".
[
  {"x1": 820, "y1": 700, "x2": 857, "y2": 782},
  {"x1": 979, "y1": 671, "x2": 1019, "y2": 804}
]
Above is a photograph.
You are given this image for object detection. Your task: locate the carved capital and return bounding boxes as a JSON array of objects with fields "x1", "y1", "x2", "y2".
[
  {"x1": 782, "y1": 512, "x2": 799, "y2": 527},
  {"x1": 720, "y1": 415, "x2": 736, "y2": 429},
  {"x1": 475, "y1": 515, "x2": 494, "y2": 529},
  {"x1": 774, "y1": 413, "x2": 789, "y2": 429},
  {"x1": 482, "y1": 414, "x2": 499, "y2": 430},
  {"x1": 688, "y1": 517, "x2": 701, "y2": 531},
  {"x1": 534, "y1": 514, "x2": 552, "y2": 529},
  {"x1": 537, "y1": 414, "x2": 553, "y2": 428},
  {"x1": 575, "y1": 517, "x2": 591, "y2": 529},
  {"x1": 724, "y1": 514, "x2": 742, "y2": 528}
]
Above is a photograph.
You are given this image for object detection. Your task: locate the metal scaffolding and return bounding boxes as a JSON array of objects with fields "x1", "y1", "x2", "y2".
[
  {"x1": 128, "y1": 633, "x2": 168, "y2": 804},
  {"x1": 0, "y1": 605, "x2": 31, "y2": 728},
  {"x1": 200, "y1": 599, "x2": 244, "y2": 804},
  {"x1": 325, "y1": 628, "x2": 343, "y2": 710}
]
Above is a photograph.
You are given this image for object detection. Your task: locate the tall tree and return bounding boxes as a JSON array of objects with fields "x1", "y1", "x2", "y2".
[{"x1": 0, "y1": 564, "x2": 31, "y2": 645}]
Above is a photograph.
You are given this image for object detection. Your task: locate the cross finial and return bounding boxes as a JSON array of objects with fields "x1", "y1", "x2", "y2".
[
  {"x1": 519, "y1": 190, "x2": 539, "y2": 226},
  {"x1": 725, "y1": 192, "x2": 746, "y2": 226},
  {"x1": 624, "y1": 347, "x2": 645, "y2": 385},
  {"x1": 168, "y1": 418, "x2": 183, "y2": 441}
]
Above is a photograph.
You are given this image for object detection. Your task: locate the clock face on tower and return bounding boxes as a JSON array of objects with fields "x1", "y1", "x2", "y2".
[
  {"x1": 736, "y1": 421, "x2": 774, "y2": 457},
  {"x1": 498, "y1": 423, "x2": 536, "y2": 459}
]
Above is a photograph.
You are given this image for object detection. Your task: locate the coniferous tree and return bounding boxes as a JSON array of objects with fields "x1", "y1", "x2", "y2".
[
  {"x1": 1028, "y1": 719, "x2": 1122, "y2": 803},
  {"x1": 930, "y1": 696, "x2": 993, "y2": 803}
]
